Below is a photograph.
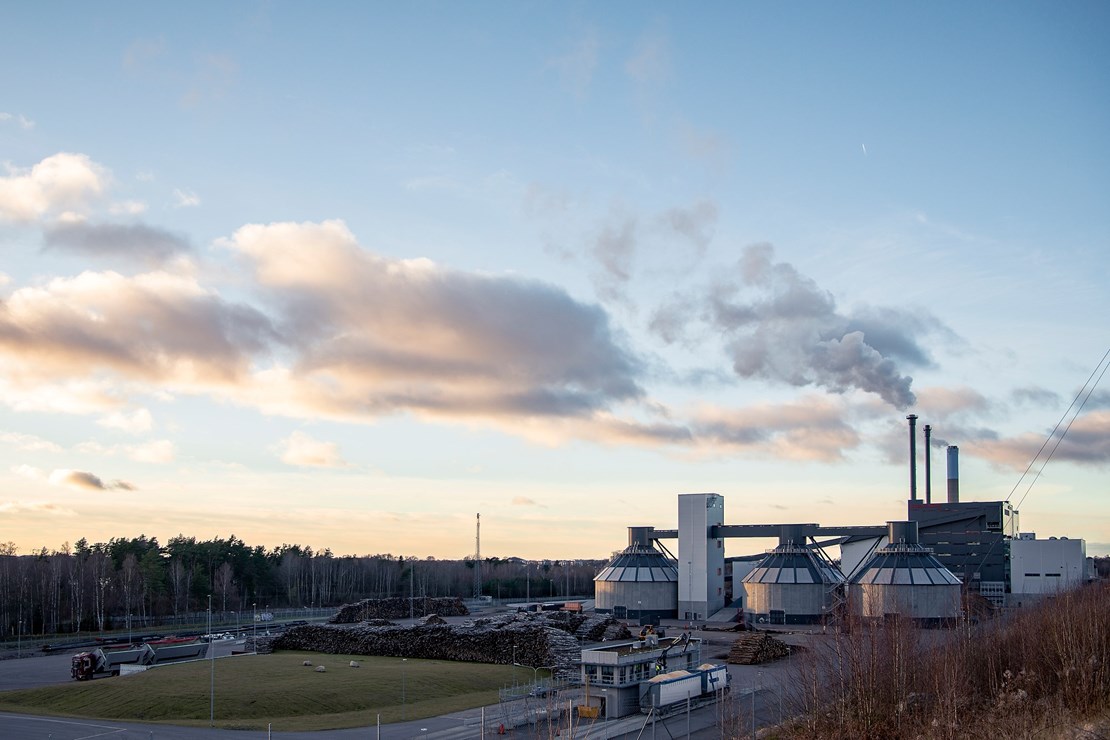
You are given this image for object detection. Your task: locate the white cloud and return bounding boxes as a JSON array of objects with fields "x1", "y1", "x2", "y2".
[
  {"x1": 97, "y1": 408, "x2": 154, "y2": 434},
  {"x1": 109, "y1": 200, "x2": 148, "y2": 215},
  {"x1": 0, "y1": 432, "x2": 62, "y2": 453},
  {"x1": 127, "y1": 439, "x2": 175, "y2": 463},
  {"x1": 12, "y1": 464, "x2": 45, "y2": 480},
  {"x1": 0, "y1": 113, "x2": 35, "y2": 130},
  {"x1": 173, "y1": 188, "x2": 201, "y2": 208},
  {"x1": 278, "y1": 431, "x2": 347, "y2": 468},
  {"x1": 0, "y1": 152, "x2": 107, "y2": 222}
]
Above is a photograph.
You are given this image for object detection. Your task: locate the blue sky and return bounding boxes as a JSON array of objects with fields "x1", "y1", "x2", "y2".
[{"x1": 1, "y1": 2, "x2": 1107, "y2": 559}]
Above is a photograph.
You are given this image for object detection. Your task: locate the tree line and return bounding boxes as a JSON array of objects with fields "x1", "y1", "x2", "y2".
[{"x1": 0, "y1": 535, "x2": 605, "y2": 639}]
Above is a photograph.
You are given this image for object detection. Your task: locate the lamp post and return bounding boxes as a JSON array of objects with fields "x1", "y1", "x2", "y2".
[
  {"x1": 252, "y1": 602, "x2": 257, "y2": 655},
  {"x1": 513, "y1": 662, "x2": 553, "y2": 695},
  {"x1": 16, "y1": 618, "x2": 21, "y2": 658},
  {"x1": 637, "y1": 600, "x2": 642, "y2": 625},
  {"x1": 208, "y1": 595, "x2": 215, "y2": 727},
  {"x1": 127, "y1": 612, "x2": 132, "y2": 645},
  {"x1": 401, "y1": 658, "x2": 407, "y2": 721}
]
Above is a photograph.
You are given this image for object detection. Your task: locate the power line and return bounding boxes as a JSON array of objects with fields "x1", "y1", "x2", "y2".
[
  {"x1": 1004, "y1": 345, "x2": 1110, "y2": 504},
  {"x1": 1014, "y1": 348, "x2": 1110, "y2": 510}
]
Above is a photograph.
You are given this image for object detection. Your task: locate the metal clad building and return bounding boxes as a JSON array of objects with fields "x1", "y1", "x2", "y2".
[
  {"x1": 594, "y1": 527, "x2": 678, "y2": 619},
  {"x1": 678, "y1": 493, "x2": 725, "y2": 621},
  {"x1": 743, "y1": 526, "x2": 844, "y2": 625},
  {"x1": 849, "y1": 521, "x2": 962, "y2": 625}
]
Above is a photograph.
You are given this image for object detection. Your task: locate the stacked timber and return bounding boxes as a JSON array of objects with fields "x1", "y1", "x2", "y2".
[
  {"x1": 331, "y1": 596, "x2": 469, "y2": 623},
  {"x1": 726, "y1": 633, "x2": 793, "y2": 665},
  {"x1": 271, "y1": 612, "x2": 629, "y2": 671}
]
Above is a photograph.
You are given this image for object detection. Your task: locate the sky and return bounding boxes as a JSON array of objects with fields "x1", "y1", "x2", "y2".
[{"x1": 1, "y1": 2, "x2": 1108, "y2": 560}]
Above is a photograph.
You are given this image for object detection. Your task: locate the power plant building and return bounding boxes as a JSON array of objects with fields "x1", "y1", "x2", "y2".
[
  {"x1": 593, "y1": 527, "x2": 678, "y2": 620},
  {"x1": 742, "y1": 526, "x2": 844, "y2": 626},
  {"x1": 849, "y1": 521, "x2": 962, "y2": 625}
]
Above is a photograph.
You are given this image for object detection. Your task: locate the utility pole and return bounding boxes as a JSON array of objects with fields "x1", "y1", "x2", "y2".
[{"x1": 473, "y1": 513, "x2": 482, "y2": 598}]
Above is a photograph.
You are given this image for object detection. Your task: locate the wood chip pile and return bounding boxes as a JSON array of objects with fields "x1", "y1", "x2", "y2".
[
  {"x1": 268, "y1": 612, "x2": 629, "y2": 672},
  {"x1": 330, "y1": 596, "x2": 469, "y2": 623},
  {"x1": 726, "y1": 633, "x2": 793, "y2": 665}
]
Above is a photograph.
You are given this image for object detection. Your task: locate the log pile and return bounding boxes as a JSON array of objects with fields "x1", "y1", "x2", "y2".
[
  {"x1": 726, "y1": 633, "x2": 793, "y2": 665},
  {"x1": 270, "y1": 611, "x2": 629, "y2": 672},
  {"x1": 331, "y1": 596, "x2": 469, "y2": 623}
]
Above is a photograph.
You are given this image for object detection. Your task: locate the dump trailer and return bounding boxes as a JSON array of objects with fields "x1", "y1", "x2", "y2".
[
  {"x1": 72, "y1": 639, "x2": 207, "y2": 680},
  {"x1": 71, "y1": 644, "x2": 155, "y2": 680},
  {"x1": 151, "y1": 641, "x2": 206, "y2": 662}
]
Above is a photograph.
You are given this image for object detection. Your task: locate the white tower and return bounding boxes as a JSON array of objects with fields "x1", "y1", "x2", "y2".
[{"x1": 677, "y1": 493, "x2": 725, "y2": 621}]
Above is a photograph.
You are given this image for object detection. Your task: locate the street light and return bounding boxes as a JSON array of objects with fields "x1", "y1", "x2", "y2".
[
  {"x1": 252, "y1": 602, "x2": 257, "y2": 655},
  {"x1": 208, "y1": 594, "x2": 215, "y2": 727},
  {"x1": 513, "y1": 662, "x2": 553, "y2": 694},
  {"x1": 401, "y1": 658, "x2": 407, "y2": 721}
]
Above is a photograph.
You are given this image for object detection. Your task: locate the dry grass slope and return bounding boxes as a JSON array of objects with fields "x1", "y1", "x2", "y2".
[{"x1": 775, "y1": 582, "x2": 1110, "y2": 739}]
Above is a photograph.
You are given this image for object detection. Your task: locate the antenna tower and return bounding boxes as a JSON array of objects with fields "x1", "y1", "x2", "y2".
[{"x1": 473, "y1": 513, "x2": 482, "y2": 598}]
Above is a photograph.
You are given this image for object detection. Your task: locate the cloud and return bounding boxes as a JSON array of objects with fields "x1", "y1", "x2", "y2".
[
  {"x1": 0, "y1": 269, "x2": 276, "y2": 388},
  {"x1": 689, "y1": 396, "x2": 861, "y2": 462},
  {"x1": 0, "y1": 431, "x2": 62, "y2": 453},
  {"x1": 658, "y1": 200, "x2": 718, "y2": 258},
  {"x1": 173, "y1": 188, "x2": 201, "y2": 208},
  {"x1": 973, "y1": 410, "x2": 1110, "y2": 471},
  {"x1": 547, "y1": 29, "x2": 599, "y2": 98},
  {"x1": 12, "y1": 464, "x2": 45, "y2": 480},
  {"x1": 661, "y1": 243, "x2": 942, "y2": 408},
  {"x1": 0, "y1": 153, "x2": 107, "y2": 222},
  {"x1": 48, "y1": 469, "x2": 135, "y2": 491},
  {"x1": 223, "y1": 219, "x2": 644, "y2": 421},
  {"x1": 1011, "y1": 386, "x2": 1062, "y2": 407},
  {"x1": 97, "y1": 408, "x2": 154, "y2": 434},
  {"x1": 109, "y1": 200, "x2": 148, "y2": 215},
  {"x1": 0, "y1": 112, "x2": 35, "y2": 130},
  {"x1": 278, "y1": 431, "x2": 346, "y2": 468},
  {"x1": 43, "y1": 221, "x2": 191, "y2": 265},
  {"x1": 511, "y1": 496, "x2": 546, "y2": 508},
  {"x1": 127, "y1": 439, "x2": 175, "y2": 463},
  {"x1": 0, "y1": 501, "x2": 75, "y2": 517}
]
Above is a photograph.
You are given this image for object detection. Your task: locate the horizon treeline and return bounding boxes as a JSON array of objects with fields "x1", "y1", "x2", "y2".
[{"x1": 0, "y1": 535, "x2": 604, "y2": 639}]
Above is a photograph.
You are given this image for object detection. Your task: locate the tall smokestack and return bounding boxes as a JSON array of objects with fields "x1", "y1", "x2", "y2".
[
  {"x1": 947, "y1": 445, "x2": 960, "y2": 503},
  {"x1": 907, "y1": 414, "x2": 918, "y2": 502},
  {"x1": 924, "y1": 424, "x2": 932, "y2": 504}
]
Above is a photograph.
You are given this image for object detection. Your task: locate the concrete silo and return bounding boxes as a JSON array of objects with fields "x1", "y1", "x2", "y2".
[
  {"x1": 594, "y1": 527, "x2": 678, "y2": 620},
  {"x1": 849, "y1": 521, "x2": 962, "y2": 626},
  {"x1": 742, "y1": 525, "x2": 844, "y2": 626}
]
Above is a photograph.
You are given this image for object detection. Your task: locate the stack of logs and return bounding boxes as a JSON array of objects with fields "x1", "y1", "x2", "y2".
[
  {"x1": 331, "y1": 597, "x2": 469, "y2": 623},
  {"x1": 268, "y1": 611, "x2": 630, "y2": 672},
  {"x1": 726, "y1": 633, "x2": 793, "y2": 665}
]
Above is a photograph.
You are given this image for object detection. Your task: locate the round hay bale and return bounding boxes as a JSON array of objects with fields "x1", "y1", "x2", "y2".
[
  {"x1": 302, "y1": 660, "x2": 313, "y2": 666},
  {"x1": 315, "y1": 665, "x2": 326, "y2": 672},
  {"x1": 350, "y1": 660, "x2": 361, "y2": 668}
]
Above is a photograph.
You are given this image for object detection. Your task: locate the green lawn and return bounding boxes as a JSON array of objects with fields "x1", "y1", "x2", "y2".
[{"x1": 0, "y1": 652, "x2": 536, "y2": 731}]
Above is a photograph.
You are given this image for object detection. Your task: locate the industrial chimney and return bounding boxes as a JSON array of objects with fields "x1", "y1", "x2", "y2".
[
  {"x1": 946, "y1": 445, "x2": 960, "y2": 503},
  {"x1": 924, "y1": 424, "x2": 932, "y2": 504},
  {"x1": 907, "y1": 415, "x2": 919, "y2": 502}
]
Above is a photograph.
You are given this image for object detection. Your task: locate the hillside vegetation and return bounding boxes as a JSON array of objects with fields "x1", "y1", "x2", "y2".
[{"x1": 779, "y1": 582, "x2": 1110, "y2": 739}]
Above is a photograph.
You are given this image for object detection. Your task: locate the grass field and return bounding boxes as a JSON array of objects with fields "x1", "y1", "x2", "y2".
[{"x1": 0, "y1": 652, "x2": 537, "y2": 731}]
